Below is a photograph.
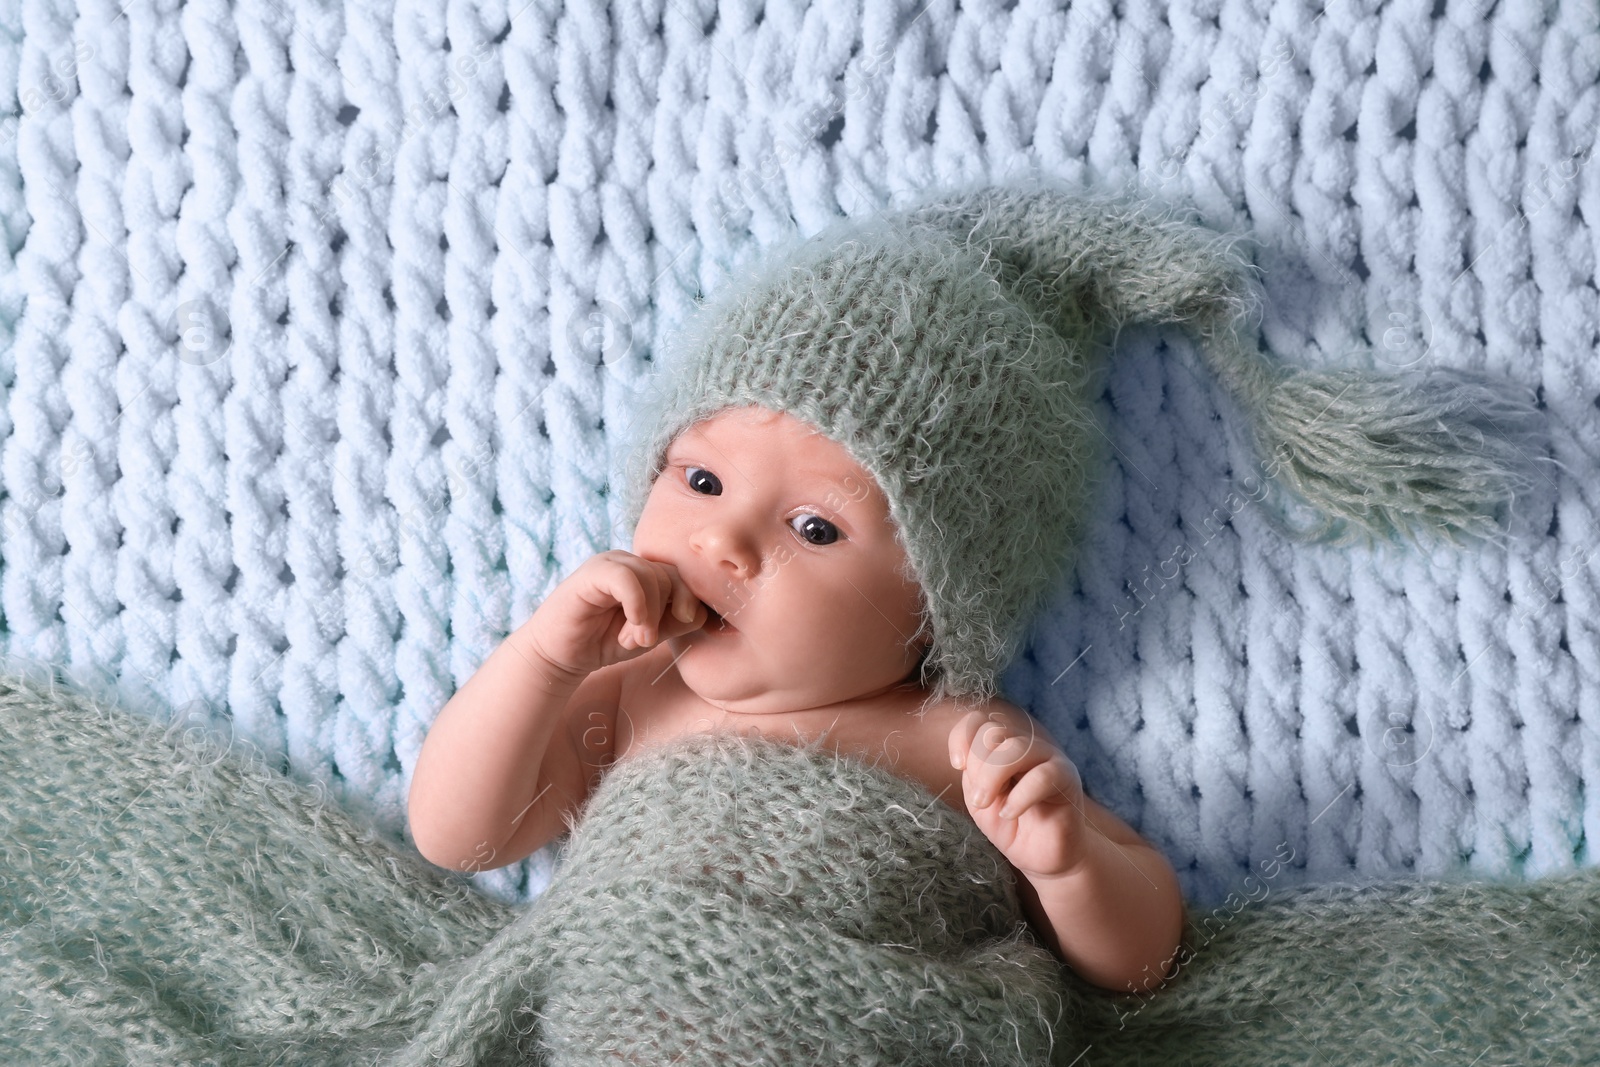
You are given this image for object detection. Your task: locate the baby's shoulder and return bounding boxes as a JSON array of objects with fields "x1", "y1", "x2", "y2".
[{"x1": 863, "y1": 691, "x2": 993, "y2": 811}]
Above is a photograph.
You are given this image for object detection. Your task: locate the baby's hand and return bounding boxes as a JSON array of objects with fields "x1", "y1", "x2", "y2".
[
  {"x1": 949, "y1": 709, "x2": 1089, "y2": 880},
  {"x1": 523, "y1": 550, "x2": 709, "y2": 683}
]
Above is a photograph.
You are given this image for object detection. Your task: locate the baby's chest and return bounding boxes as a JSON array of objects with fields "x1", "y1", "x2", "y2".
[{"x1": 611, "y1": 680, "x2": 967, "y2": 819}]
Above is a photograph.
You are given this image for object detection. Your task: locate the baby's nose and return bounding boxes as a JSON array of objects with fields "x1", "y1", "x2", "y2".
[{"x1": 691, "y1": 524, "x2": 763, "y2": 577}]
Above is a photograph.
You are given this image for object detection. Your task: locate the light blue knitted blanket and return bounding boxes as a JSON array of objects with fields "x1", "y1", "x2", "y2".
[{"x1": 1, "y1": 0, "x2": 1596, "y2": 923}]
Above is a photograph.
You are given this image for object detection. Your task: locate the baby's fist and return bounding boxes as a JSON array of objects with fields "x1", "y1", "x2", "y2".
[
  {"x1": 949, "y1": 708, "x2": 1089, "y2": 880},
  {"x1": 524, "y1": 550, "x2": 708, "y2": 681}
]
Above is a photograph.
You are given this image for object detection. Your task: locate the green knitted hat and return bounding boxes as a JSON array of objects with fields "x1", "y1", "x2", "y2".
[{"x1": 620, "y1": 174, "x2": 1545, "y2": 709}]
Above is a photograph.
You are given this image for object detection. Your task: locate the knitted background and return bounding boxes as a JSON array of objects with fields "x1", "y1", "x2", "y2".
[{"x1": 0, "y1": 0, "x2": 1596, "y2": 914}]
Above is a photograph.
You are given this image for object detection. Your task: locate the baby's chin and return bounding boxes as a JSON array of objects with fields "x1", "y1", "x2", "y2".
[
  {"x1": 673, "y1": 656, "x2": 779, "y2": 712},
  {"x1": 669, "y1": 637, "x2": 823, "y2": 715}
]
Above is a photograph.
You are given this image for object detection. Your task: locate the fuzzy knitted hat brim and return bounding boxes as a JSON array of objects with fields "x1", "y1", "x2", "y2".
[{"x1": 620, "y1": 173, "x2": 1550, "y2": 709}]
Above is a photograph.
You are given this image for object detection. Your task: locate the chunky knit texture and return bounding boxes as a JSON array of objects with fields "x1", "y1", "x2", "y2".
[
  {"x1": 619, "y1": 175, "x2": 1549, "y2": 709},
  {"x1": 8, "y1": 665, "x2": 1600, "y2": 1065}
]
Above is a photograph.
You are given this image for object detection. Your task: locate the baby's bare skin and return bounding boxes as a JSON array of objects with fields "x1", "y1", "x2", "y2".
[
  {"x1": 574, "y1": 639, "x2": 975, "y2": 816},
  {"x1": 410, "y1": 405, "x2": 1184, "y2": 995}
]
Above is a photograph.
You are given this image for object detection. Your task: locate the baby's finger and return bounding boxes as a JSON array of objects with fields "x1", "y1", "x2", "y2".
[
  {"x1": 607, "y1": 557, "x2": 663, "y2": 647},
  {"x1": 965, "y1": 734, "x2": 1042, "y2": 807},
  {"x1": 972, "y1": 720, "x2": 1024, "y2": 763},
  {"x1": 643, "y1": 559, "x2": 678, "y2": 643},
  {"x1": 996, "y1": 758, "x2": 1080, "y2": 819},
  {"x1": 948, "y1": 710, "x2": 1000, "y2": 770},
  {"x1": 595, "y1": 558, "x2": 652, "y2": 636},
  {"x1": 645, "y1": 562, "x2": 672, "y2": 641},
  {"x1": 661, "y1": 564, "x2": 704, "y2": 629}
]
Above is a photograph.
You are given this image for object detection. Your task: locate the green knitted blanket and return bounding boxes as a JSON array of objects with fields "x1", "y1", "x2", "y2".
[{"x1": 3, "y1": 669, "x2": 1598, "y2": 1066}]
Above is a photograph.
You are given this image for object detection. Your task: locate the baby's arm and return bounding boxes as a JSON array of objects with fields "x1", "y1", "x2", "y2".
[
  {"x1": 408, "y1": 550, "x2": 706, "y2": 873},
  {"x1": 950, "y1": 707, "x2": 1186, "y2": 995},
  {"x1": 1013, "y1": 804, "x2": 1187, "y2": 996},
  {"x1": 407, "y1": 619, "x2": 595, "y2": 873}
]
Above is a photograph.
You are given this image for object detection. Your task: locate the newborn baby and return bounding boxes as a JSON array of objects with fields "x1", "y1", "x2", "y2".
[
  {"x1": 410, "y1": 403, "x2": 1187, "y2": 997},
  {"x1": 409, "y1": 176, "x2": 1537, "y2": 1014}
]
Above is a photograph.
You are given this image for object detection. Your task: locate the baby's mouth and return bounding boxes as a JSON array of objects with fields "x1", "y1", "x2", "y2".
[{"x1": 704, "y1": 605, "x2": 734, "y2": 631}]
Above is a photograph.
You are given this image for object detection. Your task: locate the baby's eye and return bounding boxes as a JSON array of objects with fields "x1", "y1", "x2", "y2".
[
  {"x1": 790, "y1": 514, "x2": 840, "y2": 546},
  {"x1": 685, "y1": 466, "x2": 722, "y2": 495}
]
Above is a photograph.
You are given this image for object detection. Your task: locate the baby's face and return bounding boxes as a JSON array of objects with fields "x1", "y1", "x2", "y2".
[{"x1": 631, "y1": 405, "x2": 930, "y2": 715}]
